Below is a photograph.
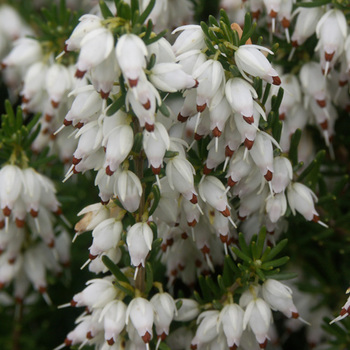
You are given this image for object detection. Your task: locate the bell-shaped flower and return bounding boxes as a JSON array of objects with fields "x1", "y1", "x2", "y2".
[
  {"x1": 226, "y1": 147, "x2": 253, "y2": 187},
  {"x1": 2, "y1": 37, "x2": 42, "y2": 68},
  {"x1": 0, "y1": 165, "x2": 23, "y2": 215},
  {"x1": 147, "y1": 37, "x2": 176, "y2": 64},
  {"x1": 166, "y1": 156, "x2": 197, "y2": 203},
  {"x1": 199, "y1": 176, "x2": 230, "y2": 217},
  {"x1": 291, "y1": 7, "x2": 323, "y2": 46},
  {"x1": 89, "y1": 218, "x2": 123, "y2": 258},
  {"x1": 238, "y1": 186, "x2": 269, "y2": 220},
  {"x1": 193, "y1": 59, "x2": 225, "y2": 111},
  {"x1": 191, "y1": 310, "x2": 220, "y2": 348},
  {"x1": 172, "y1": 25, "x2": 205, "y2": 56},
  {"x1": 262, "y1": 279, "x2": 299, "y2": 319},
  {"x1": 65, "y1": 14, "x2": 102, "y2": 52},
  {"x1": 224, "y1": 120, "x2": 242, "y2": 156},
  {"x1": 103, "y1": 124, "x2": 134, "y2": 175},
  {"x1": 116, "y1": 33, "x2": 147, "y2": 87},
  {"x1": 114, "y1": 170, "x2": 142, "y2": 212},
  {"x1": 209, "y1": 95, "x2": 231, "y2": 137},
  {"x1": 76, "y1": 27, "x2": 114, "y2": 78},
  {"x1": 233, "y1": 109, "x2": 260, "y2": 148},
  {"x1": 176, "y1": 49, "x2": 207, "y2": 75},
  {"x1": 126, "y1": 297, "x2": 154, "y2": 344},
  {"x1": 143, "y1": 122, "x2": 170, "y2": 174},
  {"x1": 126, "y1": 222, "x2": 153, "y2": 267},
  {"x1": 21, "y1": 62, "x2": 48, "y2": 102},
  {"x1": 265, "y1": 192, "x2": 287, "y2": 223},
  {"x1": 315, "y1": 9, "x2": 347, "y2": 69},
  {"x1": 243, "y1": 297, "x2": 272, "y2": 348},
  {"x1": 225, "y1": 78, "x2": 258, "y2": 124},
  {"x1": 271, "y1": 156, "x2": 292, "y2": 193},
  {"x1": 204, "y1": 137, "x2": 226, "y2": 174},
  {"x1": 219, "y1": 304, "x2": 245, "y2": 350},
  {"x1": 234, "y1": 45, "x2": 281, "y2": 85},
  {"x1": 149, "y1": 62, "x2": 197, "y2": 92},
  {"x1": 287, "y1": 182, "x2": 319, "y2": 222},
  {"x1": 278, "y1": 74, "x2": 301, "y2": 119},
  {"x1": 249, "y1": 132, "x2": 275, "y2": 181},
  {"x1": 75, "y1": 202, "x2": 110, "y2": 234},
  {"x1": 174, "y1": 299, "x2": 200, "y2": 322},
  {"x1": 151, "y1": 292, "x2": 177, "y2": 339},
  {"x1": 71, "y1": 276, "x2": 117, "y2": 309},
  {"x1": 100, "y1": 300, "x2": 127, "y2": 345}
]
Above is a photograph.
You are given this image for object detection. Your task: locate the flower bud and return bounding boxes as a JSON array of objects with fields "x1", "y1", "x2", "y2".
[{"x1": 219, "y1": 304, "x2": 244, "y2": 349}]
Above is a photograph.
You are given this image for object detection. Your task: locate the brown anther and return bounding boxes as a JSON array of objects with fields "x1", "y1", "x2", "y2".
[
  {"x1": 103, "y1": 146, "x2": 106, "y2": 152},
  {"x1": 75, "y1": 122, "x2": 84, "y2": 129},
  {"x1": 259, "y1": 339, "x2": 268, "y2": 349},
  {"x1": 339, "y1": 79, "x2": 348, "y2": 87},
  {"x1": 63, "y1": 118, "x2": 72, "y2": 126},
  {"x1": 0, "y1": 220, "x2": 4, "y2": 229},
  {"x1": 89, "y1": 253, "x2": 98, "y2": 260},
  {"x1": 194, "y1": 133, "x2": 203, "y2": 141},
  {"x1": 291, "y1": 40, "x2": 299, "y2": 48},
  {"x1": 8, "y1": 257, "x2": 16, "y2": 264},
  {"x1": 3, "y1": 207, "x2": 11, "y2": 217},
  {"x1": 178, "y1": 264, "x2": 185, "y2": 271},
  {"x1": 48, "y1": 239, "x2": 55, "y2": 248},
  {"x1": 86, "y1": 331, "x2": 94, "y2": 339},
  {"x1": 267, "y1": 240, "x2": 274, "y2": 248},
  {"x1": 106, "y1": 166, "x2": 114, "y2": 176},
  {"x1": 181, "y1": 232, "x2": 188, "y2": 239},
  {"x1": 55, "y1": 207, "x2": 63, "y2": 215},
  {"x1": 203, "y1": 164, "x2": 212, "y2": 175},
  {"x1": 187, "y1": 219, "x2": 197, "y2": 227},
  {"x1": 75, "y1": 69, "x2": 86, "y2": 79},
  {"x1": 220, "y1": 234, "x2": 228, "y2": 243},
  {"x1": 269, "y1": 9, "x2": 277, "y2": 18},
  {"x1": 209, "y1": 210, "x2": 215, "y2": 216},
  {"x1": 272, "y1": 75, "x2": 281, "y2": 86},
  {"x1": 15, "y1": 218, "x2": 25, "y2": 228},
  {"x1": 145, "y1": 123, "x2": 154, "y2": 132},
  {"x1": 225, "y1": 145, "x2": 234, "y2": 157},
  {"x1": 15, "y1": 297, "x2": 23, "y2": 304},
  {"x1": 161, "y1": 244, "x2": 167, "y2": 252},
  {"x1": 193, "y1": 79, "x2": 199, "y2": 88},
  {"x1": 281, "y1": 17, "x2": 290, "y2": 28},
  {"x1": 166, "y1": 238, "x2": 174, "y2": 247},
  {"x1": 158, "y1": 332, "x2": 167, "y2": 341},
  {"x1": 72, "y1": 156, "x2": 82, "y2": 165},
  {"x1": 22, "y1": 96, "x2": 29, "y2": 104},
  {"x1": 244, "y1": 138, "x2": 254, "y2": 150},
  {"x1": 316, "y1": 99, "x2": 326, "y2": 108},
  {"x1": 238, "y1": 214, "x2": 246, "y2": 221},
  {"x1": 229, "y1": 345, "x2": 238, "y2": 350},
  {"x1": 143, "y1": 99, "x2": 151, "y2": 110},
  {"x1": 45, "y1": 114, "x2": 53, "y2": 122},
  {"x1": 325, "y1": 51, "x2": 335, "y2": 62},
  {"x1": 107, "y1": 338, "x2": 115, "y2": 345},
  {"x1": 171, "y1": 269, "x2": 178, "y2": 276},
  {"x1": 340, "y1": 308, "x2": 347, "y2": 316},
  {"x1": 38, "y1": 285, "x2": 47, "y2": 294},
  {"x1": 320, "y1": 120, "x2": 328, "y2": 130},
  {"x1": 201, "y1": 245, "x2": 210, "y2": 254},
  {"x1": 190, "y1": 193, "x2": 198, "y2": 204},
  {"x1": 70, "y1": 299, "x2": 77, "y2": 307},
  {"x1": 128, "y1": 78, "x2": 138, "y2": 88},
  {"x1": 64, "y1": 338, "x2": 72, "y2": 346},
  {"x1": 252, "y1": 10, "x2": 261, "y2": 21},
  {"x1": 51, "y1": 100, "x2": 59, "y2": 109},
  {"x1": 42, "y1": 128, "x2": 50, "y2": 135},
  {"x1": 196, "y1": 103, "x2": 206, "y2": 112},
  {"x1": 268, "y1": 230, "x2": 275, "y2": 235},
  {"x1": 64, "y1": 43, "x2": 69, "y2": 53},
  {"x1": 177, "y1": 113, "x2": 188, "y2": 122},
  {"x1": 151, "y1": 165, "x2": 161, "y2": 175},
  {"x1": 174, "y1": 222, "x2": 179, "y2": 227},
  {"x1": 264, "y1": 170, "x2": 273, "y2": 181},
  {"x1": 243, "y1": 115, "x2": 254, "y2": 124},
  {"x1": 292, "y1": 311, "x2": 299, "y2": 319},
  {"x1": 279, "y1": 112, "x2": 285, "y2": 120},
  {"x1": 1, "y1": 62, "x2": 7, "y2": 70},
  {"x1": 227, "y1": 177, "x2": 237, "y2": 187},
  {"x1": 220, "y1": 206, "x2": 230, "y2": 217},
  {"x1": 73, "y1": 166, "x2": 79, "y2": 174},
  {"x1": 195, "y1": 259, "x2": 202, "y2": 267},
  {"x1": 212, "y1": 127, "x2": 221, "y2": 137},
  {"x1": 190, "y1": 344, "x2": 198, "y2": 350},
  {"x1": 312, "y1": 214, "x2": 320, "y2": 223},
  {"x1": 100, "y1": 90, "x2": 109, "y2": 99},
  {"x1": 50, "y1": 133, "x2": 56, "y2": 141}
]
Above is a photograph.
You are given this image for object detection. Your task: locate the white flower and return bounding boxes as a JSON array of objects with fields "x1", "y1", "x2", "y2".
[
  {"x1": 219, "y1": 304, "x2": 245, "y2": 349},
  {"x1": 116, "y1": 33, "x2": 148, "y2": 87},
  {"x1": 21, "y1": 62, "x2": 48, "y2": 102},
  {"x1": 262, "y1": 279, "x2": 299, "y2": 318},
  {"x1": 271, "y1": 156, "x2": 292, "y2": 193},
  {"x1": 150, "y1": 292, "x2": 177, "y2": 339},
  {"x1": 243, "y1": 298, "x2": 272, "y2": 348},
  {"x1": 76, "y1": 27, "x2": 114, "y2": 78},
  {"x1": 114, "y1": 170, "x2": 142, "y2": 213},
  {"x1": 234, "y1": 45, "x2": 281, "y2": 85},
  {"x1": 126, "y1": 222, "x2": 153, "y2": 267},
  {"x1": 126, "y1": 297, "x2": 154, "y2": 344},
  {"x1": 174, "y1": 299, "x2": 200, "y2": 322},
  {"x1": 287, "y1": 182, "x2": 319, "y2": 222},
  {"x1": 266, "y1": 192, "x2": 287, "y2": 223},
  {"x1": 172, "y1": 25, "x2": 205, "y2": 56},
  {"x1": 191, "y1": 310, "x2": 220, "y2": 348}
]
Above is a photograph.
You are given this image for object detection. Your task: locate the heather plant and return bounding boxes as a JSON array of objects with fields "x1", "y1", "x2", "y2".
[{"x1": 0, "y1": 0, "x2": 350, "y2": 350}]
